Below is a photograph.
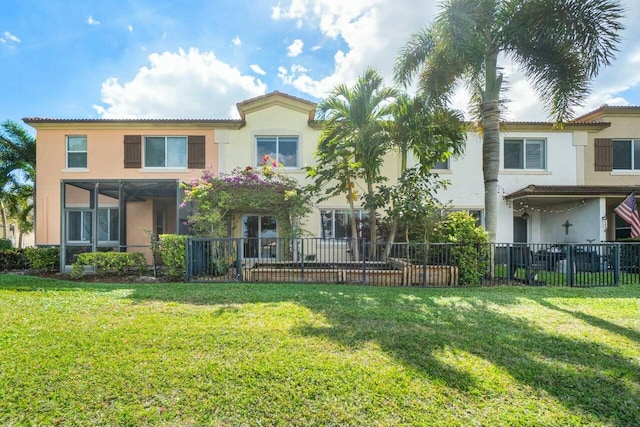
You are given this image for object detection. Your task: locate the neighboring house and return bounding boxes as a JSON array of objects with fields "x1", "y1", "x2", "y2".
[
  {"x1": 24, "y1": 116, "x2": 243, "y2": 267},
  {"x1": 24, "y1": 92, "x2": 639, "y2": 268},
  {"x1": 501, "y1": 106, "x2": 640, "y2": 243}
]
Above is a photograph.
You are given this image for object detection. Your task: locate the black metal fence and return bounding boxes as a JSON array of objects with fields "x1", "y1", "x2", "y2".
[{"x1": 184, "y1": 238, "x2": 640, "y2": 287}]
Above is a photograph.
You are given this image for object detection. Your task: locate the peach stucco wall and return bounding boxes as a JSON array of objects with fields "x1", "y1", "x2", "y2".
[{"x1": 33, "y1": 125, "x2": 218, "y2": 245}]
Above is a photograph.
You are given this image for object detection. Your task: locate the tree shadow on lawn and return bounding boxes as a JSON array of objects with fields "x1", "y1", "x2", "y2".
[{"x1": 3, "y1": 275, "x2": 639, "y2": 426}]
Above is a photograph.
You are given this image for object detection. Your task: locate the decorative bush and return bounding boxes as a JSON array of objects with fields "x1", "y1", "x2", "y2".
[
  {"x1": 182, "y1": 157, "x2": 312, "y2": 238},
  {"x1": 24, "y1": 247, "x2": 60, "y2": 272},
  {"x1": 431, "y1": 211, "x2": 489, "y2": 285},
  {"x1": 158, "y1": 234, "x2": 187, "y2": 280},
  {"x1": 71, "y1": 252, "x2": 147, "y2": 279},
  {"x1": 0, "y1": 239, "x2": 12, "y2": 250},
  {"x1": 0, "y1": 249, "x2": 26, "y2": 270}
]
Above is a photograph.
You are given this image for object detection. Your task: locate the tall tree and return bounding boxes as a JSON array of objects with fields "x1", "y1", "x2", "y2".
[
  {"x1": 383, "y1": 93, "x2": 466, "y2": 252},
  {"x1": 312, "y1": 68, "x2": 396, "y2": 258},
  {"x1": 394, "y1": 0, "x2": 624, "y2": 240},
  {"x1": 0, "y1": 120, "x2": 37, "y2": 240}
]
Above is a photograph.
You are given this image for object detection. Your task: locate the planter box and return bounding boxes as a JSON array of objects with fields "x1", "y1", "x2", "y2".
[
  {"x1": 388, "y1": 258, "x2": 459, "y2": 286},
  {"x1": 342, "y1": 269, "x2": 404, "y2": 286},
  {"x1": 243, "y1": 267, "x2": 341, "y2": 283}
]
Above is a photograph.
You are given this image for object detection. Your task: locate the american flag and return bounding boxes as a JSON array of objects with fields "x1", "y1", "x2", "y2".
[{"x1": 614, "y1": 192, "x2": 640, "y2": 238}]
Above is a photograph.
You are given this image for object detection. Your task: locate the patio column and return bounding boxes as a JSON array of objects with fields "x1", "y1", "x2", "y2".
[{"x1": 119, "y1": 182, "x2": 127, "y2": 251}]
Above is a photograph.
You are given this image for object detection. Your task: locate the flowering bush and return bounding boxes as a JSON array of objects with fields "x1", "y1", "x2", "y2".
[{"x1": 182, "y1": 157, "x2": 312, "y2": 238}]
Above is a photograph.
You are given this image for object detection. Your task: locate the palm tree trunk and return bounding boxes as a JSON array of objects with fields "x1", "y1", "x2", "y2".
[
  {"x1": 482, "y1": 49, "x2": 502, "y2": 242},
  {"x1": 346, "y1": 175, "x2": 360, "y2": 262},
  {"x1": 383, "y1": 216, "x2": 399, "y2": 260},
  {"x1": 0, "y1": 202, "x2": 6, "y2": 239},
  {"x1": 483, "y1": 49, "x2": 502, "y2": 279},
  {"x1": 367, "y1": 181, "x2": 377, "y2": 259}
]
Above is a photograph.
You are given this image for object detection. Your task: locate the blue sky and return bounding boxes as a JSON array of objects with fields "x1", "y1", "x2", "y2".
[{"x1": 1, "y1": 0, "x2": 639, "y2": 128}]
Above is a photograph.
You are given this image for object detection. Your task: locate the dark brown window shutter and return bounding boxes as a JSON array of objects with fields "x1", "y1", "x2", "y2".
[
  {"x1": 124, "y1": 135, "x2": 142, "y2": 168},
  {"x1": 188, "y1": 135, "x2": 206, "y2": 169},
  {"x1": 594, "y1": 138, "x2": 612, "y2": 171}
]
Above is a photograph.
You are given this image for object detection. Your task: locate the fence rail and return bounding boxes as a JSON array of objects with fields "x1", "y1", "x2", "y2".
[{"x1": 184, "y1": 238, "x2": 640, "y2": 287}]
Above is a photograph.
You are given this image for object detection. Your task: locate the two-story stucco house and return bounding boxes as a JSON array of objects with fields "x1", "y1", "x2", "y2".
[
  {"x1": 24, "y1": 91, "x2": 640, "y2": 268},
  {"x1": 498, "y1": 106, "x2": 640, "y2": 243}
]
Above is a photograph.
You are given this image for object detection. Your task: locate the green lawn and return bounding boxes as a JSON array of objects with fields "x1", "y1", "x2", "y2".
[{"x1": 0, "y1": 275, "x2": 638, "y2": 426}]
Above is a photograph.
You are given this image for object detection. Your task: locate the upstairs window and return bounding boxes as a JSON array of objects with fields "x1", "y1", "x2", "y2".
[
  {"x1": 67, "y1": 136, "x2": 87, "y2": 168},
  {"x1": 432, "y1": 158, "x2": 450, "y2": 170},
  {"x1": 504, "y1": 138, "x2": 546, "y2": 170},
  {"x1": 256, "y1": 136, "x2": 299, "y2": 168},
  {"x1": 613, "y1": 139, "x2": 640, "y2": 170},
  {"x1": 144, "y1": 136, "x2": 187, "y2": 168}
]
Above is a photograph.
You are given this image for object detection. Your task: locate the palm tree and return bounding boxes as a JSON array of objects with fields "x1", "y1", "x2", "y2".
[
  {"x1": 394, "y1": 0, "x2": 624, "y2": 240},
  {"x1": 314, "y1": 68, "x2": 397, "y2": 258},
  {"x1": 384, "y1": 93, "x2": 466, "y2": 252},
  {"x1": 0, "y1": 120, "x2": 37, "y2": 239}
]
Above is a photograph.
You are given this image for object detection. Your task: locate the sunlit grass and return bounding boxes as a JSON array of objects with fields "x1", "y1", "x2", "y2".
[{"x1": 0, "y1": 274, "x2": 638, "y2": 426}]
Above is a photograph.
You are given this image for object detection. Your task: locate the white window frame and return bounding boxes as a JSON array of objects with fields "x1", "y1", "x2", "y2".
[
  {"x1": 503, "y1": 138, "x2": 547, "y2": 170},
  {"x1": 255, "y1": 136, "x2": 299, "y2": 168},
  {"x1": 66, "y1": 135, "x2": 87, "y2": 169},
  {"x1": 320, "y1": 209, "x2": 368, "y2": 240},
  {"x1": 612, "y1": 139, "x2": 640, "y2": 171},
  {"x1": 67, "y1": 210, "x2": 92, "y2": 243},
  {"x1": 67, "y1": 208, "x2": 119, "y2": 244},
  {"x1": 143, "y1": 136, "x2": 187, "y2": 169},
  {"x1": 98, "y1": 207, "x2": 119, "y2": 243},
  {"x1": 432, "y1": 158, "x2": 450, "y2": 170}
]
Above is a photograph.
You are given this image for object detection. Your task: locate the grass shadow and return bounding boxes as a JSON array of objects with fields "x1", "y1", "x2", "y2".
[{"x1": 2, "y1": 274, "x2": 638, "y2": 425}]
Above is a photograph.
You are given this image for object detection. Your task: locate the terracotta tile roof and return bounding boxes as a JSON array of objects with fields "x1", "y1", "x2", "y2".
[
  {"x1": 236, "y1": 90, "x2": 317, "y2": 109},
  {"x1": 23, "y1": 117, "x2": 243, "y2": 124},
  {"x1": 573, "y1": 105, "x2": 640, "y2": 122},
  {"x1": 505, "y1": 185, "x2": 640, "y2": 200}
]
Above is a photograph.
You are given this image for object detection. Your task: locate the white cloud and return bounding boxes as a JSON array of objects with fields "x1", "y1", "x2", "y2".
[
  {"x1": 232, "y1": 36, "x2": 242, "y2": 46},
  {"x1": 250, "y1": 64, "x2": 267, "y2": 75},
  {"x1": 271, "y1": 0, "x2": 307, "y2": 20},
  {"x1": 1, "y1": 31, "x2": 21, "y2": 43},
  {"x1": 272, "y1": 0, "x2": 638, "y2": 121},
  {"x1": 287, "y1": 39, "x2": 304, "y2": 57},
  {"x1": 128, "y1": 25, "x2": 133, "y2": 32},
  {"x1": 311, "y1": 45, "x2": 321, "y2": 51},
  {"x1": 93, "y1": 48, "x2": 266, "y2": 119},
  {"x1": 87, "y1": 16, "x2": 100, "y2": 25}
]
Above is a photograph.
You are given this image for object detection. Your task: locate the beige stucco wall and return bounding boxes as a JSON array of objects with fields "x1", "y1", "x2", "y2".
[
  {"x1": 220, "y1": 102, "x2": 403, "y2": 238},
  {"x1": 584, "y1": 111, "x2": 640, "y2": 186},
  {"x1": 33, "y1": 125, "x2": 218, "y2": 246}
]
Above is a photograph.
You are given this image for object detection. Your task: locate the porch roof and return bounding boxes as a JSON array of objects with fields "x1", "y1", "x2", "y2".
[
  {"x1": 505, "y1": 185, "x2": 640, "y2": 201},
  {"x1": 64, "y1": 179, "x2": 180, "y2": 202}
]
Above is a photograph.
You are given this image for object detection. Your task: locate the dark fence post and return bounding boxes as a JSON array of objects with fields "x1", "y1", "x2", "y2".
[
  {"x1": 300, "y1": 238, "x2": 305, "y2": 283},
  {"x1": 422, "y1": 242, "x2": 427, "y2": 287},
  {"x1": 185, "y1": 237, "x2": 191, "y2": 282},
  {"x1": 566, "y1": 245, "x2": 574, "y2": 287},
  {"x1": 613, "y1": 243, "x2": 621, "y2": 286},
  {"x1": 361, "y1": 238, "x2": 366, "y2": 286},
  {"x1": 235, "y1": 238, "x2": 242, "y2": 282}
]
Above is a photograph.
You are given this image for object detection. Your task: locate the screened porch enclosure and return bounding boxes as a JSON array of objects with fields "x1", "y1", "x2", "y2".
[{"x1": 60, "y1": 179, "x2": 184, "y2": 269}]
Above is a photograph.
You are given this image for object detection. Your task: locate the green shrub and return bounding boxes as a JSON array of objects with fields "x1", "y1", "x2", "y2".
[
  {"x1": 71, "y1": 252, "x2": 147, "y2": 279},
  {"x1": 0, "y1": 249, "x2": 26, "y2": 270},
  {"x1": 24, "y1": 247, "x2": 60, "y2": 272},
  {"x1": 432, "y1": 211, "x2": 489, "y2": 285},
  {"x1": 0, "y1": 239, "x2": 13, "y2": 250},
  {"x1": 158, "y1": 234, "x2": 186, "y2": 280}
]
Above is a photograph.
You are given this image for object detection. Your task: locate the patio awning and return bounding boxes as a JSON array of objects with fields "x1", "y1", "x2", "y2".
[
  {"x1": 64, "y1": 179, "x2": 180, "y2": 202},
  {"x1": 505, "y1": 185, "x2": 640, "y2": 201},
  {"x1": 504, "y1": 185, "x2": 640, "y2": 212}
]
